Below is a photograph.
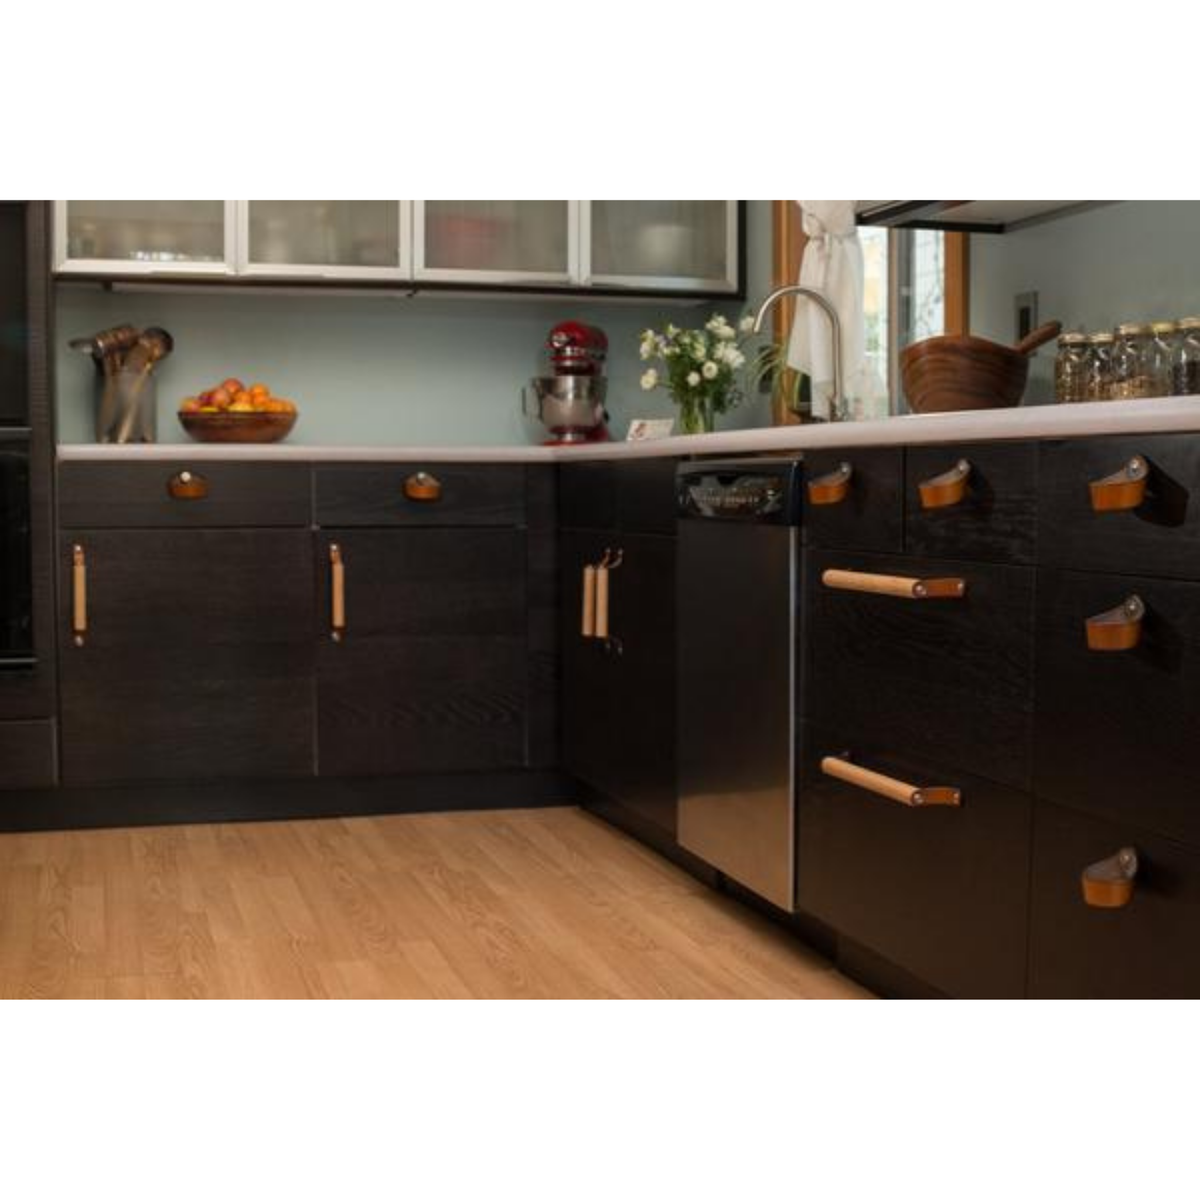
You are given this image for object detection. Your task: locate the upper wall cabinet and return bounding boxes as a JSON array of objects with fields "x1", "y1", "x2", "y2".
[
  {"x1": 55, "y1": 201, "x2": 238, "y2": 276},
  {"x1": 414, "y1": 201, "x2": 576, "y2": 286},
  {"x1": 53, "y1": 201, "x2": 743, "y2": 297},
  {"x1": 240, "y1": 201, "x2": 410, "y2": 280},
  {"x1": 581, "y1": 201, "x2": 739, "y2": 293}
]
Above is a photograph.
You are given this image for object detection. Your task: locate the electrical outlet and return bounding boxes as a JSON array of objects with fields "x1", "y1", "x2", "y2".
[{"x1": 1015, "y1": 291, "x2": 1039, "y2": 342}]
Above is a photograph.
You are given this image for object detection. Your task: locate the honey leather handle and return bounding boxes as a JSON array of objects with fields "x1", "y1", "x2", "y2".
[
  {"x1": 404, "y1": 471, "x2": 442, "y2": 502},
  {"x1": 918, "y1": 458, "x2": 971, "y2": 509},
  {"x1": 1085, "y1": 594, "x2": 1145, "y2": 652},
  {"x1": 1089, "y1": 455, "x2": 1148, "y2": 513},
  {"x1": 807, "y1": 461, "x2": 853, "y2": 506},
  {"x1": 593, "y1": 548, "x2": 623, "y2": 641},
  {"x1": 1013, "y1": 320, "x2": 1063, "y2": 356},
  {"x1": 167, "y1": 470, "x2": 208, "y2": 500},
  {"x1": 821, "y1": 753, "x2": 961, "y2": 808},
  {"x1": 72, "y1": 543, "x2": 87, "y2": 647},
  {"x1": 329, "y1": 543, "x2": 346, "y2": 642},
  {"x1": 822, "y1": 568, "x2": 966, "y2": 600},
  {"x1": 1082, "y1": 847, "x2": 1138, "y2": 908},
  {"x1": 581, "y1": 563, "x2": 597, "y2": 638}
]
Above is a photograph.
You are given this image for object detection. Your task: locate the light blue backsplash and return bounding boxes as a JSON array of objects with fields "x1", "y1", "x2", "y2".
[
  {"x1": 55, "y1": 201, "x2": 774, "y2": 445},
  {"x1": 970, "y1": 201, "x2": 1200, "y2": 404}
]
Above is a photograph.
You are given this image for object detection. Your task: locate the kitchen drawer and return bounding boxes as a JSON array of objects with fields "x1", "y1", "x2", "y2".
[
  {"x1": 802, "y1": 447, "x2": 903, "y2": 552},
  {"x1": 558, "y1": 460, "x2": 677, "y2": 536},
  {"x1": 1035, "y1": 568, "x2": 1200, "y2": 847},
  {"x1": 805, "y1": 549, "x2": 1034, "y2": 790},
  {"x1": 1038, "y1": 434, "x2": 1200, "y2": 580},
  {"x1": 315, "y1": 464, "x2": 525, "y2": 527},
  {"x1": 905, "y1": 442, "x2": 1037, "y2": 564},
  {"x1": 797, "y1": 726, "x2": 1031, "y2": 998},
  {"x1": 0, "y1": 719, "x2": 57, "y2": 789},
  {"x1": 58, "y1": 461, "x2": 311, "y2": 528},
  {"x1": 1028, "y1": 800, "x2": 1200, "y2": 998}
]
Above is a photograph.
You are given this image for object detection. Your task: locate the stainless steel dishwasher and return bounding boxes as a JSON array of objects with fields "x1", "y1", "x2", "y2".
[{"x1": 676, "y1": 458, "x2": 802, "y2": 912}]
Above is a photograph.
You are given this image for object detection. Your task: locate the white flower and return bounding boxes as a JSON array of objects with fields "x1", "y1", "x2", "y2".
[
  {"x1": 702, "y1": 360, "x2": 719, "y2": 380},
  {"x1": 739, "y1": 314, "x2": 756, "y2": 333},
  {"x1": 691, "y1": 338, "x2": 708, "y2": 362},
  {"x1": 639, "y1": 340, "x2": 654, "y2": 361},
  {"x1": 640, "y1": 369, "x2": 658, "y2": 391},
  {"x1": 705, "y1": 314, "x2": 730, "y2": 334},
  {"x1": 726, "y1": 348, "x2": 746, "y2": 369},
  {"x1": 687, "y1": 371, "x2": 701, "y2": 388},
  {"x1": 717, "y1": 324, "x2": 737, "y2": 340},
  {"x1": 665, "y1": 323, "x2": 679, "y2": 338},
  {"x1": 714, "y1": 341, "x2": 734, "y2": 364}
]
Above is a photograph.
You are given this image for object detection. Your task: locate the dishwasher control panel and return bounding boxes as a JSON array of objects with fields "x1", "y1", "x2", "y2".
[{"x1": 676, "y1": 459, "x2": 802, "y2": 525}]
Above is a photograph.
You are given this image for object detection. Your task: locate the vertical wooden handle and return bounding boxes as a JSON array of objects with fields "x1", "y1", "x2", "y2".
[
  {"x1": 594, "y1": 564, "x2": 610, "y2": 640},
  {"x1": 72, "y1": 543, "x2": 87, "y2": 647},
  {"x1": 1089, "y1": 456, "x2": 1148, "y2": 513},
  {"x1": 330, "y1": 543, "x2": 345, "y2": 642},
  {"x1": 1082, "y1": 847, "x2": 1138, "y2": 908},
  {"x1": 581, "y1": 564, "x2": 597, "y2": 638}
]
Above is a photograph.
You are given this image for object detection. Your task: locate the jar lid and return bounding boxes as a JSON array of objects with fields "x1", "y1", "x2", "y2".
[
  {"x1": 1178, "y1": 316, "x2": 1200, "y2": 331},
  {"x1": 1151, "y1": 321, "x2": 1178, "y2": 335},
  {"x1": 1088, "y1": 331, "x2": 1115, "y2": 344},
  {"x1": 1058, "y1": 332, "x2": 1087, "y2": 346},
  {"x1": 1116, "y1": 321, "x2": 1153, "y2": 336}
]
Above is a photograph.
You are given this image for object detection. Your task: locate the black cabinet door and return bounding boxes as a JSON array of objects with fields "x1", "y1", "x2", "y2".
[
  {"x1": 1029, "y1": 801, "x2": 1200, "y2": 999},
  {"x1": 560, "y1": 530, "x2": 677, "y2": 834},
  {"x1": 798, "y1": 725, "x2": 1031, "y2": 998},
  {"x1": 59, "y1": 530, "x2": 315, "y2": 785},
  {"x1": 803, "y1": 447, "x2": 904, "y2": 553},
  {"x1": 316, "y1": 528, "x2": 527, "y2": 775}
]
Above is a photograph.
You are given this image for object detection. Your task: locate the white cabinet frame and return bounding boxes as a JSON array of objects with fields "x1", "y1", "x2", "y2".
[
  {"x1": 413, "y1": 201, "x2": 579, "y2": 286},
  {"x1": 578, "y1": 200, "x2": 739, "y2": 294},
  {"x1": 53, "y1": 201, "x2": 239, "y2": 277},
  {"x1": 236, "y1": 201, "x2": 413, "y2": 281}
]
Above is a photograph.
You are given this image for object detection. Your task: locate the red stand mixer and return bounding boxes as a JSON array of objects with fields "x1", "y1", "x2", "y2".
[{"x1": 524, "y1": 320, "x2": 611, "y2": 445}]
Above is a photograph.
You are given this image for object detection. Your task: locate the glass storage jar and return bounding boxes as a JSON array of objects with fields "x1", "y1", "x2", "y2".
[
  {"x1": 1172, "y1": 317, "x2": 1200, "y2": 396},
  {"x1": 1085, "y1": 331, "x2": 1115, "y2": 400},
  {"x1": 1147, "y1": 321, "x2": 1178, "y2": 396},
  {"x1": 1054, "y1": 332, "x2": 1090, "y2": 402},
  {"x1": 1110, "y1": 322, "x2": 1155, "y2": 399}
]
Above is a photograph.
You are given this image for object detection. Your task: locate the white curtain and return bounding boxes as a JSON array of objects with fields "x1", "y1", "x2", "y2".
[{"x1": 785, "y1": 200, "x2": 885, "y2": 420}]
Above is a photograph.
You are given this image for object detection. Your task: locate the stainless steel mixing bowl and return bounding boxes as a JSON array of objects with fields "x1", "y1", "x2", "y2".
[{"x1": 525, "y1": 376, "x2": 607, "y2": 442}]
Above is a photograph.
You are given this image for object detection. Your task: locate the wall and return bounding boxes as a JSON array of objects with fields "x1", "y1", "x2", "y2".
[
  {"x1": 54, "y1": 201, "x2": 774, "y2": 446},
  {"x1": 970, "y1": 201, "x2": 1200, "y2": 403}
]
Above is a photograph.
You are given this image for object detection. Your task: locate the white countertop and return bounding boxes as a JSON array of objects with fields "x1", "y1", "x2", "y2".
[{"x1": 57, "y1": 396, "x2": 1200, "y2": 463}]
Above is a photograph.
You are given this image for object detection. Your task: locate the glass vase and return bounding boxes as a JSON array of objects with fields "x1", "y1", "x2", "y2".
[{"x1": 677, "y1": 393, "x2": 716, "y2": 435}]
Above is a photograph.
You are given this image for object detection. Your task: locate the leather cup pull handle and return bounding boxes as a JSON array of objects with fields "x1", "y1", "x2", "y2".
[
  {"x1": 821, "y1": 568, "x2": 966, "y2": 600},
  {"x1": 821, "y1": 753, "x2": 961, "y2": 808},
  {"x1": 807, "y1": 461, "x2": 853, "y2": 506},
  {"x1": 404, "y1": 471, "x2": 442, "y2": 502},
  {"x1": 1089, "y1": 456, "x2": 1148, "y2": 513},
  {"x1": 1082, "y1": 847, "x2": 1139, "y2": 908},
  {"x1": 1085, "y1": 594, "x2": 1145, "y2": 652},
  {"x1": 167, "y1": 470, "x2": 208, "y2": 500},
  {"x1": 918, "y1": 458, "x2": 971, "y2": 510}
]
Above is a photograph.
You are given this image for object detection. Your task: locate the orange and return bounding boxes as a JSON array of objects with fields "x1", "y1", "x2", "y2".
[{"x1": 250, "y1": 383, "x2": 270, "y2": 398}]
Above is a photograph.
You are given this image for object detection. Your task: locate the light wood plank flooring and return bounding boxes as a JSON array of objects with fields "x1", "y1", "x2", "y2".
[{"x1": 0, "y1": 805, "x2": 868, "y2": 999}]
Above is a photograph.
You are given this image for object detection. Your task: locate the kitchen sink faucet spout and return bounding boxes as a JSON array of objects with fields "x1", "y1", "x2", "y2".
[{"x1": 751, "y1": 284, "x2": 844, "y2": 420}]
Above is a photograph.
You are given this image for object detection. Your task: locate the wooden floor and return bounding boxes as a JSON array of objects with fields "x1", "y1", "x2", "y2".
[{"x1": 0, "y1": 805, "x2": 868, "y2": 999}]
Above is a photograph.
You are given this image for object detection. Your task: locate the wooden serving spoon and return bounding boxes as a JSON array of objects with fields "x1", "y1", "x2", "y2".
[{"x1": 1014, "y1": 320, "x2": 1063, "y2": 356}]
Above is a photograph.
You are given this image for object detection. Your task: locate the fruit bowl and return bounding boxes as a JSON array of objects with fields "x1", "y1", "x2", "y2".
[{"x1": 179, "y1": 410, "x2": 297, "y2": 443}]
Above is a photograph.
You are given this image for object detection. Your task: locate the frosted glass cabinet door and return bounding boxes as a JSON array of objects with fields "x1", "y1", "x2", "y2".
[
  {"x1": 241, "y1": 201, "x2": 410, "y2": 279},
  {"x1": 415, "y1": 201, "x2": 575, "y2": 284},
  {"x1": 582, "y1": 201, "x2": 738, "y2": 292},
  {"x1": 55, "y1": 201, "x2": 236, "y2": 276}
]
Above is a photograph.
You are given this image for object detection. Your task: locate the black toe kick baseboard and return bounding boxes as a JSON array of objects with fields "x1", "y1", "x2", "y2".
[{"x1": 0, "y1": 769, "x2": 576, "y2": 834}]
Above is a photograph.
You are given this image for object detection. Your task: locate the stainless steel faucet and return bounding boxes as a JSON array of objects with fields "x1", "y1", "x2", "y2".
[{"x1": 751, "y1": 284, "x2": 844, "y2": 420}]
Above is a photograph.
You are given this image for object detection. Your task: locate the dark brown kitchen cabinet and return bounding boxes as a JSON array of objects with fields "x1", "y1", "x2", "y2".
[
  {"x1": 798, "y1": 725, "x2": 1032, "y2": 998},
  {"x1": 558, "y1": 458, "x2": 678, "y2": 536},
  {"x1": 315, "y1": 528, "x2": 529, "y2": 775},
  {"x1": 1028, "y1": 800, "x2": 1200, "y2": 999},
  {"x1": 57, "y1": 529, "x2": 315, "y2": 785},
  {"x1": 560, "y1": 528, "x2": 676, "y2": 835}
]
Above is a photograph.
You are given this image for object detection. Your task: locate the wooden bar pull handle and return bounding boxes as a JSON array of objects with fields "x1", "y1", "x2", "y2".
[
  {"x1": 329, "y1": 543, "x2": 346, "y2": 642},
  {"x1": 403, "y1": 471, "x2": 442, "y2": 502},
  {"x1": 821, "y1": 753, "x2": 961, "y2": 808},
  {"x1": 918, "y1": 458, "x2": 971, "y2": 510},
  {"x1": 807, "y1": 461, "x2": 853, "y2": 506},
  {"x1": 1082, "y1": 847, "x2": 1138, "y2": 908},
  {"x1": 167, "y1": 470, "x2": 208, "y2": 500},
  {"x1": 1089, "y1": 455, "x2": 1148, "y2": 513},
  {"x1": 822, "y1": 568, "x2": 966, "y2": 600},
  {"x1": 72, "y1": 543, "x2": 87, "y2": 647},
  {"x1": 581, "y1": 564, "x2": 597, "y2": 638},
  {"x1": 593, "y1": 548, "x2": 623, "y2": 641},
  {"x1": 1085, "y1": 594, "x2": 1145, "y2": 652}
]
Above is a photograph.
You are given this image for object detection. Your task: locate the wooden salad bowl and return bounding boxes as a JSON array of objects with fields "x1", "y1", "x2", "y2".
[
  {"x1": 179, "y1": 411, "x2": 298, "y2": 443},
  {"x1": 901, "y1": 321, "x2": 1061, "y2": 414}
]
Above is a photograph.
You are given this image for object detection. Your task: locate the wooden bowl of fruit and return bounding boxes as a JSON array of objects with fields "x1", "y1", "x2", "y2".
[{"x1": 178, "y1": 379, "x2": 298, "y2": 443}]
